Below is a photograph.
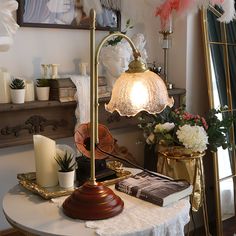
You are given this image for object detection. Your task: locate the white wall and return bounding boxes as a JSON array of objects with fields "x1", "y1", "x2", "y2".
[{"x1": 186, "y1": 12, "x2": 209, "y2": 115}]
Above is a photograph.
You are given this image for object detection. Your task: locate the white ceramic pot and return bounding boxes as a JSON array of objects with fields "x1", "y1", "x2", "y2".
[
  {"x1": 36, "y1": 86, "x2": 50, "y2": 101},
  {"x1": 58, "y1": 170, "x2": 75, "y2": 189},
  {"x1": 10, "y1": 89, "x2": 25, "y2": 104}
]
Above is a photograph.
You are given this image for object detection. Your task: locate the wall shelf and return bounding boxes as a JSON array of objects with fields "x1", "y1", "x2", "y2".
[{"x1": 0, "y1": 88, "x2": 186, "y2": 148}]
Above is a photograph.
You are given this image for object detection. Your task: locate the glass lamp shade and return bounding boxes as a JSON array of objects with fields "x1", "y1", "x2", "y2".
[{"x1": 105, "y1": 70, "x2": 174, "y2": 117}]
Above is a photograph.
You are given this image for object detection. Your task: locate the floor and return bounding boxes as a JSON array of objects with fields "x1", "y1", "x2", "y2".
[{"x1": 223, "y1": 216, "x2": 236, "y2": 236}]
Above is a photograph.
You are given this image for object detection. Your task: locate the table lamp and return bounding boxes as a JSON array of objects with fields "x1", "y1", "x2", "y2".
[{"x1": 62, "y1": 9, "x2": 174, "y2": 220}]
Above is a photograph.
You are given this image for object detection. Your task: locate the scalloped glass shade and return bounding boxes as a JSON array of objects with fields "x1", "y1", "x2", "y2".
[{"x1": 105, "y1": 70, "x2": 174, "y2": 116}]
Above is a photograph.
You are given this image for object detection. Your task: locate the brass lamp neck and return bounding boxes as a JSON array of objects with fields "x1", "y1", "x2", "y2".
[{"x1": 126, "y1": 58, "x2": 148, "y2": 73}]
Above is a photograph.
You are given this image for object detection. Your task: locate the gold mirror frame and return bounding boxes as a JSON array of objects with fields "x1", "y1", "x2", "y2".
[{"x1": 201, "y1": 6, "x2": 236, "y2": 236}]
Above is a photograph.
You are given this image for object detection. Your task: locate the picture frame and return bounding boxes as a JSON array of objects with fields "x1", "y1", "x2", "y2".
[{"x1": 17, "y1": 0, "x2": 121, "y2": 31}]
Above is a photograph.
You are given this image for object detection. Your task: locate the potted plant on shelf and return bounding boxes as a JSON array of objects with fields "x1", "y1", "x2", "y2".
[
  {"x1": 55, "y1": 152, "x2": 76, "y2": 189},
  {"x1": 9, "y1": 78, "x2": 25, "y2": 104},
  {"x1": 36, "y1": 78, "x2": 50, "y2": 101}
]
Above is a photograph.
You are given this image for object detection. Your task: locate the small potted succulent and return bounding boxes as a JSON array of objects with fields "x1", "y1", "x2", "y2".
[
  {"x1": 9, "y1": 78, "x2": 25, "y2": 104},
  {"x1": 55, "y1": 152, "x2": 76, "y2": 188},
  {"x1": 36, "y1": 78, "x2": 50, "y2": 101}
]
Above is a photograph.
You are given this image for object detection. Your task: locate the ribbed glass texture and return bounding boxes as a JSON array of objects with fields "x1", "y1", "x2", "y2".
[{"x1": 105, "y1": 70, "x2": 174, "y2": 117}]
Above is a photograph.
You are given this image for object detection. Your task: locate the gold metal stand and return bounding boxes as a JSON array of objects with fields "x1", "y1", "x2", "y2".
[
  {"x1": 159, "y1": 30, "x2": 173, "y2": 89},
  {"x1": 158, "y1": 150, "x2": 210, "y2": 236}
]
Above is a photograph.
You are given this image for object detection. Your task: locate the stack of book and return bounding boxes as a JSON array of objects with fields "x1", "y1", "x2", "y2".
[
  {"x1": 49, "y1": 78, "x2": 76, "y2": 102},
  {"x1": 115, "y1": 171, "x2": 192, "y2": 207}
]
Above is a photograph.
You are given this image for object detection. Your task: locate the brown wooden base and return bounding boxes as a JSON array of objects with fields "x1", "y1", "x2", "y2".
[{"x1": 63, "y1": 181, "x2": 124, "y2": 220}]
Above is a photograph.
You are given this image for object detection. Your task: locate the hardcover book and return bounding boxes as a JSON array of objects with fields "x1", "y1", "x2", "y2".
[{"x1": 115, "y1": 171, "x2": 192, "y2": 207}]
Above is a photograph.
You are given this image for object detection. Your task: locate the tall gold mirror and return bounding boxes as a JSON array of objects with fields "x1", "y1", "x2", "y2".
[{"x1": 201, "y1": 5, "x2": 236, "y2": 235}]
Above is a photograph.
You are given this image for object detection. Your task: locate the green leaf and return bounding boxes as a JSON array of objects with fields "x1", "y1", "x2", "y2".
[
  {"x1": 36, "y1": 79, "x2": 50, "y2": 87},
  {"x1": 55, "y1": 152, "x2": 76, "y2": 172},
  {"x1": 10, "y1": 78, "x2": 25, "y2": 89}
]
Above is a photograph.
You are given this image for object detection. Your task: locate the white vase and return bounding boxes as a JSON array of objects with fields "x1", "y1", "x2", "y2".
[
  {"x1": 36, "y1": 87, "x2": 50, "y2": 101},
  {"x1": 10, "y1": 89, "x2": 25, "y2": 104},
  {"x1": 25, "y1": 80, "x2": 35, "y2": 102},
  {"x1": 58, "y1": 170, "x2": 75, "y2": 189},
  {"x1": 0, "y1": 71, "x2": 11, "y2": 103}
]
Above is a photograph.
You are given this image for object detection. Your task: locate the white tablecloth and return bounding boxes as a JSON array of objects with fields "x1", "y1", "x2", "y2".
[
  {"x1": 3, "y1": 168, "x2": 190, "y2": 236},
  {"x1": 53, "y1": 187, "x2": 190, "y2": 236}
]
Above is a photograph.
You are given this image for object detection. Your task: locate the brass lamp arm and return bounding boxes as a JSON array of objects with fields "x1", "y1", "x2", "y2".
[
  {"x1": 94, "y1": 24, "x2": 141, "y2": 146},
  {"x1": 95, "y1": 32, "x2": 141, "y2": 63},
  {"x1": 89, "y1": 9, "x2": 142, "y2": 184}
]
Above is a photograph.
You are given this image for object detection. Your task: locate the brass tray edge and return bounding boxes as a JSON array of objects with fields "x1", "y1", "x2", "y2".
[{"x1": 17, "y1": 169, "x2": 132, "y2": 199}]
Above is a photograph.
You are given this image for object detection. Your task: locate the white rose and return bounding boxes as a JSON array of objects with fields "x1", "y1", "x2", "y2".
[
  {"x1": 176, "y1": 125, "x2": 208, "y2": 152},
  {"x1": 154, "y1": 122, "x2": 175, "y2": 133}
]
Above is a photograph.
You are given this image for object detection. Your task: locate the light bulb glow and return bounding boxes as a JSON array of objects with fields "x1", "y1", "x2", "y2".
[{"x1": 130, "y1": 81, "x2": 148, "y2": 108}]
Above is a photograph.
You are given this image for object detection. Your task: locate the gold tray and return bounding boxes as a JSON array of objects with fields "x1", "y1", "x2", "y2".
[{"x1": 17, "y1": 161, "x2": 131, "y2": 200}]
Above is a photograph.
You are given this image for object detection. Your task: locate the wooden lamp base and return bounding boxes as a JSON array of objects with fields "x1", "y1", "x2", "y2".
[{"x1": 62, "y1": 181, "x2": 124, "y2": 220}]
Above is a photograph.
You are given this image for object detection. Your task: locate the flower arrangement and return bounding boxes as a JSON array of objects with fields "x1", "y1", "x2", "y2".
[{"x1": 138, "y1": 106, "x2": 235, "y2": 153}]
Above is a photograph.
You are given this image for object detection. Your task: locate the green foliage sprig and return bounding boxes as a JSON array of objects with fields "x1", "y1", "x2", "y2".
[
  {"x1": 205, "y1": 107, "x2": 235, "y2": 152},
  {"x1": 55, "y1": 152, "x2": 76, "y2": 172},
  {"x1": 107, "y1": 19, "x2": 134, "y2": 46},
  {"x1": 36, "y1": 78, "x2": 50, "y2": 87},
  {"x1": 10, "y1": 78, "x2": 25, "y2": 89}
]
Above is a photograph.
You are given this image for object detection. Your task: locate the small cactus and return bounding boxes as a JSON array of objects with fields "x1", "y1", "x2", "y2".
[{"x1": 10, "y1": 78, "x2": 25, "y2": 89}]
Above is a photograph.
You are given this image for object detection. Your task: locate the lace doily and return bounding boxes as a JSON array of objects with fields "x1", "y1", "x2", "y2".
[
  {"x1": 85, "y1": 190, "x2": 190, "y2": 236},
  {"x1": 52, "y1": 183, "x2": 190, "y2": 236}
]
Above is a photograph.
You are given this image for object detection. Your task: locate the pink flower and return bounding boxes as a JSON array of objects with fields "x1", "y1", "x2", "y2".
[{"x1": 201, "y1": 117, "x2": 208, "y2": 130}]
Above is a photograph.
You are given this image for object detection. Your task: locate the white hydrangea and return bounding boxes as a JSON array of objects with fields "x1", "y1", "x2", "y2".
[
  {"x1": 176, "y1": 125, "x2": 208, "y2": 152},
  {"x1": 154, "y1": 122, "x2": 175, "y2": 133}
]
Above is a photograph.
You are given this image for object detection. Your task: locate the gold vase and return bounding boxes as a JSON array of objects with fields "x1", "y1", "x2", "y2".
[{"x1": 157, "y1": 145, "x2": 205, "y2": 212}]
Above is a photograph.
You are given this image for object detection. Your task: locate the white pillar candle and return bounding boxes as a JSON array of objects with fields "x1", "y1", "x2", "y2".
[
  {"x1": 33, "y1": 135, "x2": 58, "y2": 187},
  {"x1": 25, "y1": 80, "x2": 35, "y2": 102},
  {"x1": 51, "y1": 64, "x2": 59, "y2": 79},
  {"x1": 0, "y1": 70, "x2": 11, "y2": 103},
  {"x1": 79, "y1": 63, "x2": 88, "y2": 76},
  {"x1": 41, "y1": 64, "x2": 50, "y2": 78}
]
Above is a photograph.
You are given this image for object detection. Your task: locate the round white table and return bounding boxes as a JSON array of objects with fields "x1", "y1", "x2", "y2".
[{"x1": 2, "y1": 168, "x2": 190, "y2": 236}]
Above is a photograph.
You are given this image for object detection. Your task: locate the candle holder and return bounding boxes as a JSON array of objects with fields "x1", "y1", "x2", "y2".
[{"x1": 159, "y1": 16, "x2": 173, "y2": 89}]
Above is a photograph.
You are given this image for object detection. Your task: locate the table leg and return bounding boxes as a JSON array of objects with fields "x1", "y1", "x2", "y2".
[
  {"x1": 187, "y1": 158, "x2": 199, "y2": 236},
  {"x1": 199, "y1": 158, "x2": 211, "y2": 236}
]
